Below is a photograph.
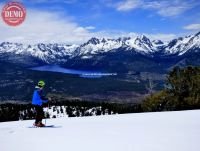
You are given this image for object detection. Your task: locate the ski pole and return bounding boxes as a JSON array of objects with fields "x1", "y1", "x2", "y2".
[{"x1": 45, "y1": 103, "x2": 49, "y2": 125}]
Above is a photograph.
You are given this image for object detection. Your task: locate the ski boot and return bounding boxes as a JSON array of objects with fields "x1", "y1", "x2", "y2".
[{"x1": 33, "y1": 122, "x2": 45, "y2": 127}]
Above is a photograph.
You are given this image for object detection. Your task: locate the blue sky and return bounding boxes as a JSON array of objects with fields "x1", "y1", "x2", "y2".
[{"x1": 0, "y1": 0, "x2": 200, "y2": 44}]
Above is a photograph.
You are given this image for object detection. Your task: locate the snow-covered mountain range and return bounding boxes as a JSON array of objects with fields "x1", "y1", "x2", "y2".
[
  {"x1": 0, "y1": 31, "x2": 200, "y2": 64},
  {"x1": 0, "y1": 42, "x2": 79, "y2": 63}
]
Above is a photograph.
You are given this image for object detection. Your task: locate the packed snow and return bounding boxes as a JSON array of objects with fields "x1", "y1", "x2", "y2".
[
  {"x1": 165, "y1": 32, "x2": 200, "y2": 55},
  {"x1": 0, "y1": 110, "x2": 200, "y2": 151}
]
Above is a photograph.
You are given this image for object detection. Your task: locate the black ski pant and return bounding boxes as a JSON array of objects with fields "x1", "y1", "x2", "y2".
[{"x1": 34, "y1": 105, "x2": 44, "y2": 124}]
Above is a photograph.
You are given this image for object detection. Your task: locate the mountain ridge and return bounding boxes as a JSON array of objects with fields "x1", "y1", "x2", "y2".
[
  {"x1": 0, "y1": 31, "x2": 199, "y2": 63},
  {"x1": 0, "y1": 32, "x2": 199, "y2": 72}
]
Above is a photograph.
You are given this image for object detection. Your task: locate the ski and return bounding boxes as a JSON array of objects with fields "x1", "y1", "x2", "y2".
[{"x1": 27, "y1": 125, "x2": 58, "y2": 128}]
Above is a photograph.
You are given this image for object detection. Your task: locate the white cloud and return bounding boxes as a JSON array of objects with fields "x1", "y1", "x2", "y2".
[
  {"x1": 144, "y1": 0, "x2": 194, "y2": 17},
  {"x1": 0, "y1": 7, "x2": 94, "y2": 44},
  {"x1": 183, "y1": 23, "x2": 200, "y2": 30},
  {"x1": 85, "y1": 26, "x2": 96, "y2": 30},
  {"x1": 0, "y1": 3, "x2": 177, "y2": 44},
  {"x1": 94, "y1": 30, "x2": 177, "y2": 42},
  {"x1": 112, "y1": 0, "x2": 198, "y2": 17},
  {"x1": 116, "y1": 0, "x2": 141, "y2": 11},
  {"x1": 146, "y1": 33, "x2": 177, "y2": 41}
]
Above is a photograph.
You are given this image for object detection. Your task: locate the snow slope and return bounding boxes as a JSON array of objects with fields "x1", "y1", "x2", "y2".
[{"x1": 0, "y1": 110, "x2": 200, "y2": 151}]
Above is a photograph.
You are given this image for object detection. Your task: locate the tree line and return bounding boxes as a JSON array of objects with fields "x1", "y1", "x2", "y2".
[
  {"x1": 0, "y1": 66, "x2": 200, "y2": 122},
  {"x1": 0, "y1": 100, "x2": 142, "y2": 122}
]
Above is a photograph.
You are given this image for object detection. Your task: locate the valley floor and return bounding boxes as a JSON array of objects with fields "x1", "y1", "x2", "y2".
[{"x1": 0, "y1": 110, "x2": 200, "y2": 151}]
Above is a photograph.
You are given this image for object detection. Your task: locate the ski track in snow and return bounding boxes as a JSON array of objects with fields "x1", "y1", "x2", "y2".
[{"x1": 0, "y1": 110, "x2": 200, "y2": 151}]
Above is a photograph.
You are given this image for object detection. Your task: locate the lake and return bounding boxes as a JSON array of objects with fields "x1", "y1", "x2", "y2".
[{"x1": 31, "y1": 65, "x2": 117, "y2": 78}]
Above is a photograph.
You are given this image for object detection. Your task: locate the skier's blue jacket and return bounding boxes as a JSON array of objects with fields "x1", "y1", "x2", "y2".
[{"x1": 32, "y1": 88, "x2": 48, "y2": 106}]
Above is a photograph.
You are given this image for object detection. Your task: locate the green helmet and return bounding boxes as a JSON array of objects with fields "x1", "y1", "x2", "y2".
[{"x1": 38, "y1": 80, "x2": 45, "y2": 87}]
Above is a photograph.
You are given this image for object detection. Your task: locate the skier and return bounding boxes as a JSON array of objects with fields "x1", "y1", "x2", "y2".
[{"x1": 32, "y1": 80, "x2": 48, "y2": 127}]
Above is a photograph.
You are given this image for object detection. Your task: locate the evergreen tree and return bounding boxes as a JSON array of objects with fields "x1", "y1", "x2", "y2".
[{"x1": 143, "y1": 66, "x2": 200, "y2": 111}]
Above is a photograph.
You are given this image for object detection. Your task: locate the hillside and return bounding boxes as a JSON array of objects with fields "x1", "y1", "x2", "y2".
[
  {"x1": 0, "y1": 31, "x2": 199, "y2": 102},
  {"x1": 0, "y1": 61, "x2": 151, "y2": 102},
  {"x1": 0, "y1": 110, "x2": 199, "y2": 151}
]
